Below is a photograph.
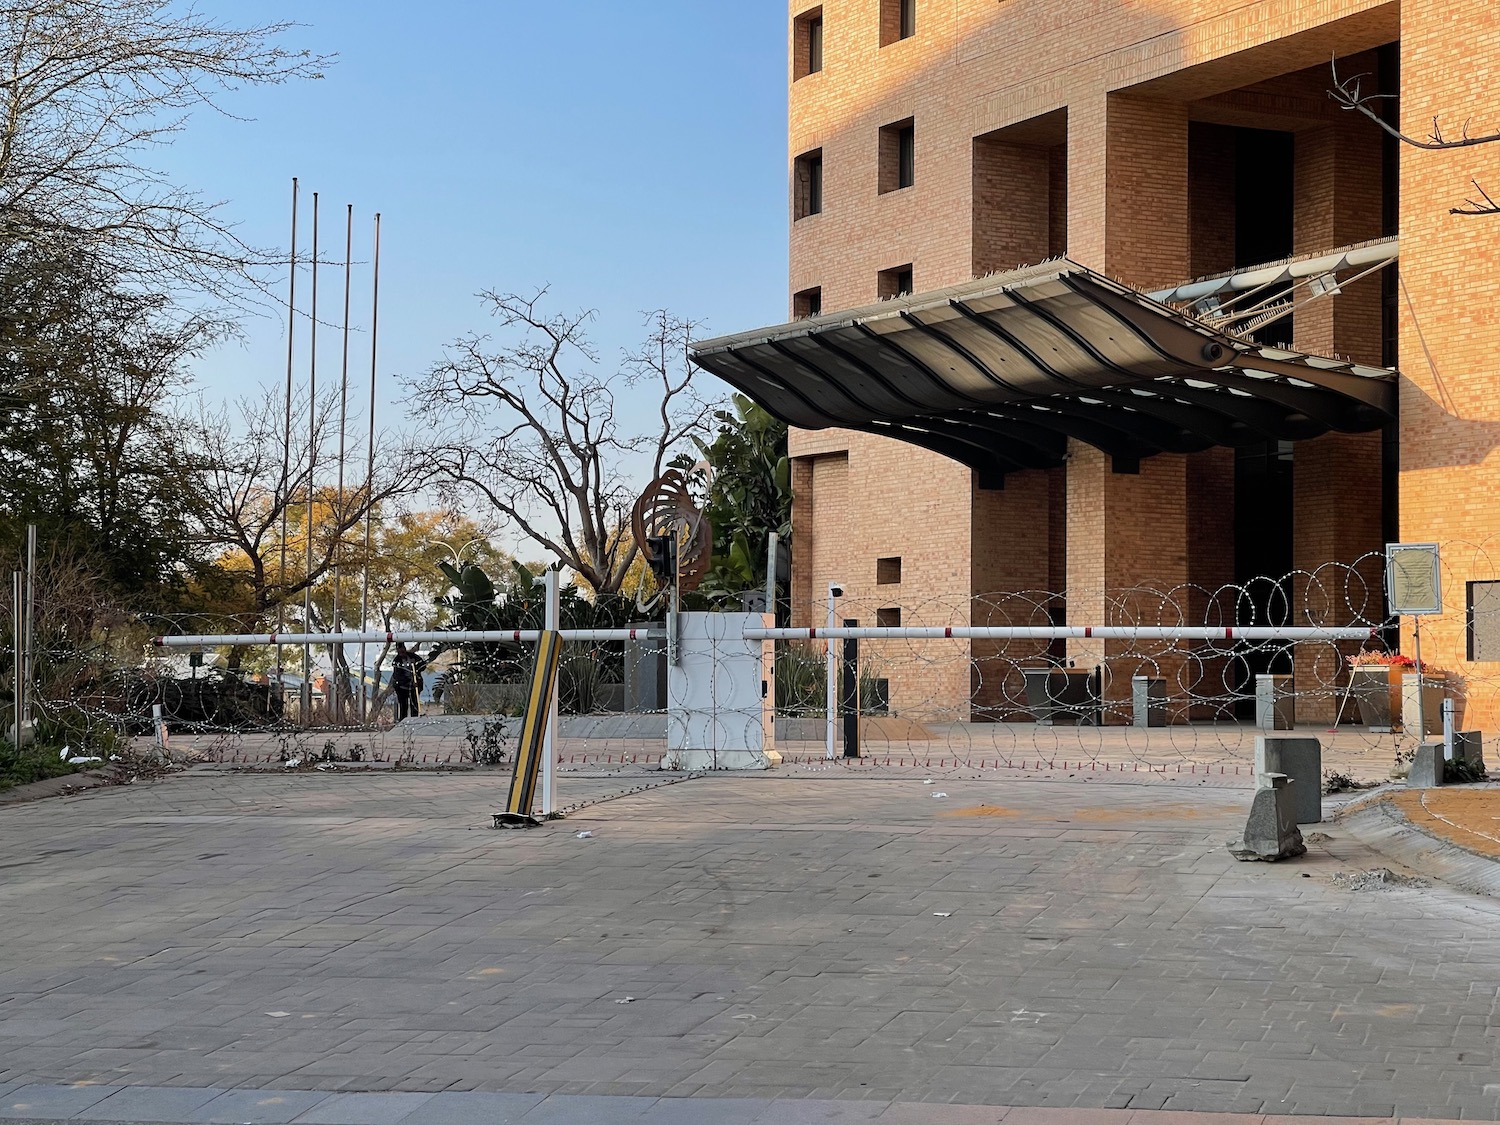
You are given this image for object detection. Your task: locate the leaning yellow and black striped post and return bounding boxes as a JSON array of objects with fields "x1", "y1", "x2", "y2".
[{"x1": 494, "y1": 630, "x2": 562, "y2": 828}]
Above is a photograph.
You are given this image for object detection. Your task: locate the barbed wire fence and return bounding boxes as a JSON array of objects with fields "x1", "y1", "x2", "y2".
[{"x1": 6, "y1": 549, "x2": 1500, "y2": 782}]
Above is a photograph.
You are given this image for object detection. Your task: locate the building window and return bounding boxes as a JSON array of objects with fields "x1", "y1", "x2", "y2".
[
  {"x1": 794, "y1": 8, "x2": 823, "y2": 80},
  {"x1": 879, "y1": 118, "x2": 915, "y2": 193},
  {"x1": 878, "y1": 264, "x2": 913, "y2": 299},
  {"x1": 1469, "y1": 581, "x2": 1500, "y2": 661},
  {"x1": 794, "y1": 149, "x2": 823, "y2": 219},
  {"x1": 880, "y1": 0, "x2": 915, "y2": 45},
  {"x1": 876, "y1": 556, "x2": 902, "y2": 584},
  {"x1": 876, "y1": 606, "x2": 902, "y2": 628},
  {"x1": 793, "y1": 286, "x2": 823, "y2": 318}
]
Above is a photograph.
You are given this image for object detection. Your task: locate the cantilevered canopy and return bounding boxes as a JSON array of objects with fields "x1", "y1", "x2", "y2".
[{"x1": 691, "y1": 259, "x2": 1396, "y2": 488}]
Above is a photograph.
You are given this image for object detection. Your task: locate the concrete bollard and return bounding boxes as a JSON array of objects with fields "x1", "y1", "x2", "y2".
[
  {"x1": 1254, "y1": 736, "x2": 1322, "y2": 824},
  {"x1": 1410, "y1": 743, "x2": 1444, "y2": 789},
  {"x1": 1229, "y1": 773, "x2": 1306, "y2": 862},
  {"x1": 1131, "y1": 675, "x2": 1166, "y2": 728}
]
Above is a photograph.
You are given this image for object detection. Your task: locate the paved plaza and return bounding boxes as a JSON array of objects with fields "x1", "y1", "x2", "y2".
[{"x1": 3, "y1": 765, "x2": 1500, "y2": 1123}]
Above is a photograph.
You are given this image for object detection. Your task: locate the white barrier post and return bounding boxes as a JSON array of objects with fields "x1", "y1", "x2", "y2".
[{"x1": 825, "y1": 582, "x2": 840, "y2": 761}]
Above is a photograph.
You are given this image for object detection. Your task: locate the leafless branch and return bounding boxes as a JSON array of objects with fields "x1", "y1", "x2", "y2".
[
  {"x1": 183, "y1": 387, "x2": 423, "y2": 617},
  {"x1": 1330, "y1": 56, "x2": 1500, "y2": 218},
  {"x1": 0, "y1": 0, "x2": 333, "y2": 307},
  {"x1": 405, "y1": 290, "x2": 717, "y2": 594}
]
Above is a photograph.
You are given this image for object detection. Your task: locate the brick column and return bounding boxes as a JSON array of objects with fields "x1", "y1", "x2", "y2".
[
  {"x1": 789, "y1": 455, "x2": 817, "y2": 629},
  {"x1": 1064, "y1": 93, "x2": 1196, "y2": 722},
  {"x1": 1290, "y1": 122, "x2": 1387, "y2": 722},
  {"x1": 971, "y1": 472, "x2": 1052, "y2": 720}
]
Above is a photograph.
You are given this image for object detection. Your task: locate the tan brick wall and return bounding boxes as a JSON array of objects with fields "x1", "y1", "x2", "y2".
[
  {"x1": 788, "y1": 435, "x2": 974, "y2": 719},
  {"x1": 1189, "y1": 124, "x2": 1237, "y2": 277},
  {"x1": 1397, "y1": 0, "x2": 1500, "y2": 728}
]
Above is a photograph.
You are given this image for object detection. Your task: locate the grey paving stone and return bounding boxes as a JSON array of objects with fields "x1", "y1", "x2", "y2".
[
  {"x1": 515, "y1": 1094, "x2": 658, "y2": 1124},
  {"x1": 0, "y1": 1086, "x2": 122, "y2": 1120},
  {"x1": 641, "y1": 1097, "x2": 769, "y2": 1125},
  {"x1": 398, "y1": 1092, "x2": 545, "y2": 1125},
  {"x1": 80, "y1": 1087, "x2": 227, "y2": 1122},
  {"x1": 198, "y1": 1090, "x2": 331, "y2": 1124},
  {"x1": 292, "y1": 1093, "x2": 435, "y2": 1124},
  {"x1": 751, "y1": 1100, "x2": 889, "y2": 1124}
]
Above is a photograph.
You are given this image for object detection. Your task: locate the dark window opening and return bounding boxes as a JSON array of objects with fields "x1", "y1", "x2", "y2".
[
  {"x1": 794, "y1": 149, "x2": 823, "y2": 220},
  {"x1": 876, "y1": 606, "x2": 902, "y2": 628},
  {"x1": 880, "y1": 0, "x2": 914, "y2": 46},
  {"x1": 879, "y1": 118, "x2": 915, "y2": 193},
  {"x1": 793, "y1": 286, "x2": 823, "y2": 318},
  {"x1": 794, "y1": 9, "x2": 824, "y2": 80},
  {"x1": 1234, "y1": 128, "x2": 1295, "y2": 348},
  {"x1": 876, "y1": 556, "x2": 902, "y2": 584},
  {"x1": 1230, "y1": 439, "x2": 1295, "y2": 717},
  {"x1": 878, "y1": 264, "x2": 913, "y2": 299}
]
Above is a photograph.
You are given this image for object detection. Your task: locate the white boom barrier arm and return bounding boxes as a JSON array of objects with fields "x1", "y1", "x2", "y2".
[
  {"x1": 155, "y1": 624, "x2": 1375, "y2": 648},
  {"x1": 744, "y1": 625, "x2": 1375, "y2": 642},
  {"x1": 153, "y1": 629, "x2": 661, "y2": 647}
]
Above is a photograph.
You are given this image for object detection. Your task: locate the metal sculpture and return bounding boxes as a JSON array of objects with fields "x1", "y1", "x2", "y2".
[{"x1": 630, "y1": 467, "x2": 712, "y2": 609}]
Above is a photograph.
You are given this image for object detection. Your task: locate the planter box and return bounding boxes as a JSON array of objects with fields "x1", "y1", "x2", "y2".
[{"x1": 1349, "y1": 665, "x2": 1400, "y2": 732}]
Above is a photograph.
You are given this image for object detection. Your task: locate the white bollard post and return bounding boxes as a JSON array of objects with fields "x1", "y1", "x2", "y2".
[{"x1": 1442, "y1": 697, "x2": 1456, "y2": 761}]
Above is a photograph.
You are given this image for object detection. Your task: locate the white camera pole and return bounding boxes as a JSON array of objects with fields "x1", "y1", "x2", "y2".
[{"x1": 825, "y1": 582, "x2": 840, "y2": 761}]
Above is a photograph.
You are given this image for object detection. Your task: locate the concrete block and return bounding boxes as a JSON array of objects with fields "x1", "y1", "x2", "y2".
[
  {"x1": 1229, "y1": 773, "x2": 1306, "y2": 862},
  {"x1": 1254, "y1": 674, "x2": 1295, "y2": 730},
  {"x1": 1132, "y1": 675, "x2": 1166, "y2": 728},
  {"x1": 1410, "y1": 743, "x2": 1445, "y2": 788},
  {"x1": 1254, "y1": 736, "x2": 1322, "y2": 824}
]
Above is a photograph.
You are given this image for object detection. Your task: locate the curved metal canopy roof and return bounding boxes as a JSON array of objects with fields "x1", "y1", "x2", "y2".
[{"x1": 691, "y1": 259, "x2": 1396, "y2": 488}]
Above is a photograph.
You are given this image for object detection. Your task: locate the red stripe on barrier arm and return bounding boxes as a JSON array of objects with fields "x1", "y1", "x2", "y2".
[
  {"x1": 944, "y1": 627, "x2": 953, "y2": 638},
  {"x1": 809, "y1": 626, "x2": 817, "y2": 638},
  {"x1": 268, "y1": 633, "x2": 277, "y2": 644},
  {"x1": 1084, "y1": 626, "x2": 1092, "y2": 638},
  {"x1": 387, "y1": 632, "x2": 394, "y2": 643},
  {"x1": 1225, "y1": 627, "x2": 1234, "y2": 640}
]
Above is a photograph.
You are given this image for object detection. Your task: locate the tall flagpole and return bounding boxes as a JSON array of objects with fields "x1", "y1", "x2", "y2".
[
  {"x1": 359, "y1": 212, "x2": 381, "y2": 723},
  {"x1": 302, "y1": 191, "x2": 320, "y2": 724},
  {"x1": 332, "y1": 203, "x2": 353, "y2": 726},
  {"x1": 277, "y1": 177, "x2": 299, "y2": 712}
]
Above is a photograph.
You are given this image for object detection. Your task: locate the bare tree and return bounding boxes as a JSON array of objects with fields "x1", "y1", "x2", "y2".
[
  {"x1": 1330, "y1": 58, "x2": 1500, "y2": 216},
  {"x1": 186, "y1": 389, "x2": 423, "y2": 622},
  {"x1": 0, "y1": 0, "x2": 331, "y2": 301},
  {"x1": 408, "y1": 290, "x2": 715, "y2": 595}
]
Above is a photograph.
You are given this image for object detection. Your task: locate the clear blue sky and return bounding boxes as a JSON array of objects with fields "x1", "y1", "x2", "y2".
[{"x1": 164, "y1": 1, "x2": 788, "y2": 424}]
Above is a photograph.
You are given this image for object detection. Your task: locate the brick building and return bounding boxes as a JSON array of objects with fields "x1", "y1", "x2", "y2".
[{"x1": 694, "y1": 1, "x2": 1500, "y2": 728}]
